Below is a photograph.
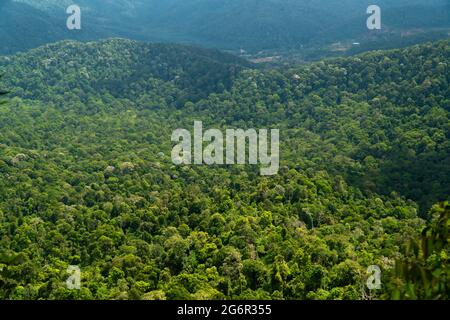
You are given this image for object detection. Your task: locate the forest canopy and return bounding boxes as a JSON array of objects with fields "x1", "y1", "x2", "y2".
[{"x1": 0, "y1": 39, "x2": 448, "y2": 300}]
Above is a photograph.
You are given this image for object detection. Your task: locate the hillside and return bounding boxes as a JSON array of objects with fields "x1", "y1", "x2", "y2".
[
  {"x1": 0, "y1": 39, "x2": 252, "y2": 104},
  {"x1": 1, "y1": 0, "x2": 449, "y2": 56},
  {"x1": 0, "y1": 40, "x2": 448, "y2": 299}
]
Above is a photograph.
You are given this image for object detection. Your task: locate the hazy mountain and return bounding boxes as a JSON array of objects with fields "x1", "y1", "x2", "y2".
[{"x1": 1, "y1": 0, "x2": 449, "y2": 55}]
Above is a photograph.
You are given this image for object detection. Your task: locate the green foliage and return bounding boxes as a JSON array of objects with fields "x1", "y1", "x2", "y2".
[
  {"x1": 0, "y1": 74, "x2": 8, "y2": 105},
  {"x1": 0, "y1": 39, "x2": 448, "y2": 300},
  {"x1": 386, "y1": 202, "x2": 450, "y2": 299}
]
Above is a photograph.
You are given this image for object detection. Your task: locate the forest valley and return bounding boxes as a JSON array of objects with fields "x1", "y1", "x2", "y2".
[{"x1": 0, "y1": 38, "x2": 448, "y2": 300}]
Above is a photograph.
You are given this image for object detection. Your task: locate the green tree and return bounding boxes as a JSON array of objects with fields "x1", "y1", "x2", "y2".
[
  {"x1": 0, "y1": 74, "x2": 8, "y2": 104},
  {"x1": 387, "y1": 202, "x2": 450, "y2": 300}
]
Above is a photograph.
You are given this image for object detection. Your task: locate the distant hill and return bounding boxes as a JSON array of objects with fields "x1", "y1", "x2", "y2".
[
  {"x1": 0, "y1": 39, "x2": 252, "y2": 104},
  {"x1": 0, "y1": 0, "x2": 105, "y2": 55},
  {"x1": 1, "y1": 0, "x2": 449, "y2": 55}
]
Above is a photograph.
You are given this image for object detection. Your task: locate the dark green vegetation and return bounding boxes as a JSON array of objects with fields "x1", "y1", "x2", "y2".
[
  {"x1": 386, "y1": 202, "x2": 449, "y2": 299},
  {"x1": 0, "y1": 39, "x2": 448, "y2": 299},
  {"x1": 0, "y1": 74, "x2": 8, "y2": 104},
  {"x1": 0, "y1": 75, "x2": 6, "y2": 93},
  {"x1": 1, "y1": 0, "x2": 449, "y2": 57}
]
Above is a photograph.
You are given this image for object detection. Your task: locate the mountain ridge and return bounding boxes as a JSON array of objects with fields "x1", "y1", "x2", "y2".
[
  {"x1": 0, "y1": 38, "x2": 253, "y2": 104},
  {"x1": 1, "y1": 0, "x2": 449, "y2": 55}
]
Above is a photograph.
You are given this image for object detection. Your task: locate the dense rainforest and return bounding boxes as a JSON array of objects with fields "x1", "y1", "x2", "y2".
[{"x1": 0, "y1": 39, "x2": 448, "y2": 299}]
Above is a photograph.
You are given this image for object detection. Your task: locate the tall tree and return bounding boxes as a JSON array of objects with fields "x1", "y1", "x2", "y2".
[
  {"x1": 0, "y1": 74, "x2": 8, "y2": 104},
  {"x1": 0, "y1": 74, "x2": 8, "y2": 95}
]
